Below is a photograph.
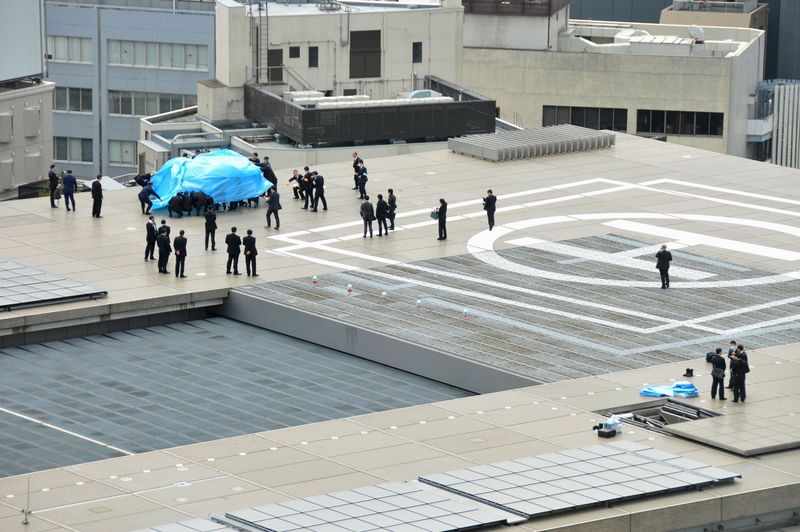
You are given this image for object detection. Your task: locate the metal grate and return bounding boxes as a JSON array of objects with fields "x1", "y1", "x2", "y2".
[{"x1": 448, "y1": 124, "x2": 615, "y2": 162}]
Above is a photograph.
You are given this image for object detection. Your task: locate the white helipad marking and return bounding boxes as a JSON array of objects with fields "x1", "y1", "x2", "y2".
[
  {"x1": 467, "y1": 213, "x2": 800, "y2": 289},
  {"x1": 506, "y1": 237, "x2": 714, "y2": 280},
  {"x1": 641, "y1": 178, "x2": 800, "y2": 207},
  {"x1": 603, "y1": 220, "x2": 800, "y2": 261}
]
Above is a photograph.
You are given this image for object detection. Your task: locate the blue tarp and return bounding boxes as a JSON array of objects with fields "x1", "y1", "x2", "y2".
[
  {"x1": 149, "y1": 149, "x2": 268, "y2": 209},
  {"x1": 640, "y1": 382, "x2": 699, "y2": 398}
]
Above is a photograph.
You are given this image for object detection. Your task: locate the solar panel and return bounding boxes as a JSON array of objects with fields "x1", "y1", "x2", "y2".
[
  {"x1": 220, "y1": 481, "x2": 522, "y2": 531},
  {"x1": 0, "y1": 259, "x2": 107, "y2": 311},
  {"x1": 131, "y1": 518, "x2": 228, "y2": 532},
  {"x1": 418, "y1": 443, "x2": 740, "y2": 519}
]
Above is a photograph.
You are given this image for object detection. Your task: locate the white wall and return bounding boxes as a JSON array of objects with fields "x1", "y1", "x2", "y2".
[
  {"x1": 464, "y1": 11, "x2": 566, "y2": 51},
  {"x1": 255, "y1": 6, "x2": 463, "y2": 99},
  {"x1": 0, "y1": 82, "x2": 54, "y2": 190}
]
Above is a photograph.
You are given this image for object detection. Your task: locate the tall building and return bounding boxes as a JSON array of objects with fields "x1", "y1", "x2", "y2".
[
  {"x1": 44, "y1": 0, "x2": 215, "y2": 179},
  {"x1": 461, "y1": 0, "x2": 765, "y2": 158},
  {"x1": 0, "y1": 0, "x2": 54, "y2": 196}
]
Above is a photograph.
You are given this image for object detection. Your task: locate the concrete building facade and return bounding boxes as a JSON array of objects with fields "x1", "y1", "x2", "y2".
[
  {"x1": 462, "y1": 8, "x2": 765, "y2": 158},
  {"x1": 44, "y1": 0, "x2": 215, "y2": 179}
]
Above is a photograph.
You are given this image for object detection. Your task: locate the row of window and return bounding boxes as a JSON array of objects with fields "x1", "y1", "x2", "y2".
[
  {"x1": 46, "y1": 36, "x2": 92, "y2": 63},
  {"x1": 108, "y1": 40, "x2": 209, "y2": 70},
  {"x1": 47, "y1": 36, "x2": 209, "y2": 71},
  {"x1": 53, "y1": 138, "x2": 136, "y2": 165},
  {"x1": 543, "y1": 105, "x2": 628, "y2": 132},
  {"x1": 108, "y1": 90, "x2": 196, "y2": 116},
  {"x1": 542, "y1": 106, "x2": 725, "y2": 137},
  {"x1": 636, "y1": 109, "x2": 724, "y2": 136},
  {"x1": 54, "y1": 87, "x2": 93, "y2": 113}
]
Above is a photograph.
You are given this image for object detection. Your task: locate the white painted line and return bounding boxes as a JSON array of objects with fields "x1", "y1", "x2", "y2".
[
  {"x1": 0, "y1": 405, "x2": 133, "y2": 456},
  {"x1": 641, "y1": 178, "x2": 800, "y2": 207},
  {"x1": 613, "y1": 242, "x2": 687, "y2": 258},
  {"x1": 506, "y1": 238, "x2": 714, "y2": 280},
  {"x1": 602, "y1": 220, "x2": 800, "y2": 261}
]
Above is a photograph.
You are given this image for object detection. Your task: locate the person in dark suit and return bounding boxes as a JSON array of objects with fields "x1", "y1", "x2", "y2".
[
  {"x1": 48, "y1": 164, "x2": 59, "y2": 208},
  {"x1": 225, "y1": 227, "x2": 242, "y2": 275},
  {"x1": 375, "y1": 193, "x2": 389, "y2": 237},
  {"x1": 312, "y1": 173, "x2": 327, "y2": 212},
  {"x1": 173, "y1": 229, "x2": 187, "y2": 278},
  {"x1": 436, "y1": 198, "x2": 447, "y2": 240},
  {"x1": 387, "y1": 188, "x2": 397, "y2": 230},
  {"x1": 144, "y1": 215, "x2": 157, "y2": 261},
  {"x1": 139, "y1": 184, "x2": 161, "y2": 215},
  {"x1": 156, "y1": 226, "x2": 172, "y2": 274},
  {"x1": 168, "y1": 193, "x2": 184, "y2": 218},
  {"x1": 62, "y1": 170, "x2": 77, "y2": 211},
  {"x1": 483, "y1": 189, "x2": 497, "y2": 231},
  {"x1": 265, "y1": 187, "x2": 281, "y2": 229},
  {"x1": 352, "y1": 152, "x2": 363, "y2": 190},
  {"x1": 204, "y1": 207, "x2": 217, "y2": 250},
  {"x1": 288, "y1": 169, "x2": 304, "y2": 200},
  {"x1": 730, "y1": 348, "x2": 749, "y2": 403},
  {"x1": 160, "y1": 219, "x2": 171, "y2": 237},
  {"x1": 709, "y1": 348, "x2": 727, "y2": 400},
  {"x1": 91, "y1": 174, "x2": 103, "y2": 218},
  {"x1": 243, "y1": 229, "x2": 259, "y2": 277},
  {"x1": 360, "y1": 195, "x2": 375, "y2": 238},
  {"x1": 261, "y1": 157, "x2": 278, "y2": 189},
  {"x1": 655, "y1": 244, "x2": 672, "y2": 288},
  {"x1": 249, "y1": 152, "x2": 261, "y2": 165},
  {"x1": 357, "y1": 163, "x2": 368, "y2": 199},
  {"x1": 726, "y1": 340, "x2": 739, "y2": 389},
  {"x1": 301, "y1": 168, "x2": 313, "y2": 209}
]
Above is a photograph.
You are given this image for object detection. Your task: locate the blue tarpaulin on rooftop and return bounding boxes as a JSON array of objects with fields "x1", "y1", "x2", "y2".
[
  {"x1": 149, "y1": 149, "x2": 268, "y2": 209},
  {"x1": 640, "y1": 382, "x2": 699, "y2": 398}
]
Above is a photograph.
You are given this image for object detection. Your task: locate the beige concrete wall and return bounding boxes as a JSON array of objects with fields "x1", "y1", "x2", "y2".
[
  {"x1": 463, "y1": 47, "x2": 732, "y2": 152},
  {"x1": 726, "y1": 30, "x2": 765, "y2": 157},
  {"x1": 464, "y1": 9, "x2": 568, "y2": 51},
  {"x1": 256, "y1": 7, "x2": 463, "y2": 99},
  {"x1": 0, "y1": 81, "x2": 54, "y2": 190},
  {"x1": 215, "y1": 0, "x2": 250, "y2": 88},
  {"x1": 660, "y1": 4, "x2": 769, "y2": 32}
]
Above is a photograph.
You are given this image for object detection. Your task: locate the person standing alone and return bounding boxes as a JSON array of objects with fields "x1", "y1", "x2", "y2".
[
  {"x1": 436, "y1": 198, "x2": 448, "y2": 241},
  {"x1": 91, "y1": 174, "x2": 103, "y2": 218},
  {"x1": 173, "y1": 229, "x2": 187, "y2": 278},
  {"x1": 655, "y1": 244, "x2": 672, "y2": 289},
  {"x1": 243, "y1": 229, "x2": 259, "y2": 277},
  {"x1": 62, "y1": 170, "x2": 77, "y2": 212},
  {"x1": 483, "y1": 189, "x2": 497, "y2": 231}
]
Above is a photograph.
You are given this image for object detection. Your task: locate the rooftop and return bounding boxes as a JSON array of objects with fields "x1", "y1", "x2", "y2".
[{"x1": 1, "y1": 132, "x2": 800, "y2": 530}]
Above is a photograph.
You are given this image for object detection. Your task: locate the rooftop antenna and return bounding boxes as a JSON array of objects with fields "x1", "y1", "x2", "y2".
[
  {"x1": 21, "y1": 478, "x2": 31, "y2": 525},
  {"x1": 687, "y1": 25, "x2": 705, "y2": 44}
]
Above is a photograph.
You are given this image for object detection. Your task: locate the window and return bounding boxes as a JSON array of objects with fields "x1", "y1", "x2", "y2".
[
  {"x1": 350, "y1": 30, "x2": 381, "y2": 78},
  {"x1": 308, "y1": 46, "x2": 319, "y2": 68},
  {"x1": 108, "y1": 90, "x2": 196, "y2": 116},
  {"x1": 289, "y1": 46, "x2": 300, "y2": 59},
  {"x1": 54, "y1": 136, "x2": 93, "y2": 163},
  {"x1": 542, "y1": 105, "x2": 627, "y2": 132},
  {"x1": 412, "y1": 41, "x2": 422, "y2": 63},
  {"x1": 343, "y1": 89, "x2": 358, "y2": 96},
  {"x1": 108, "y1": 140, "x2": 136, "y2": 165},
  {"x1": 54, "y1": 87, "x2": 92, "y2": 112},
  {"x1": 108, "y1": 39, "x2": 209, "y2": 71},
  {"x1": 46, "y1": 36, "x2": 92, "y2": 63},
  {"x1": 637, "y1": 110, "x2": 723, "y2": 136}
]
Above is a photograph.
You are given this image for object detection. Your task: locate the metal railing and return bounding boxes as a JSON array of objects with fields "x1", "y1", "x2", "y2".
[
  {"x1": 671, "y1": 0, "x2": 758, "y2": 14},
  {"x1": 247, "y1": 65, "x2": 315, "y2": 92}
]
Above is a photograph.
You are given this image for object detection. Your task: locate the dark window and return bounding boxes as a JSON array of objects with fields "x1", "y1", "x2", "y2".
[
  {"x1": 412, "y1": 41, "x2": 422, "y2": 63},
  {"x1": 665, "y1": 110, "x2": 679, "y2": 134},
  {"x1": 545, "y1": 105, "x2": 627, "y2": 131},
  {"x1": 637, "y1": 109, "x2": 723, "y2": 136},
  {"x1": 710, "y1": 112, "x2": 724, "y2": 135},
  {"x1": 308, "y1": 46, "x2": 318, "y2": 68},
  {"x1": 343, "y1": 89, "x2": 358, "y2": 96},
  {"x1": 350, "y1": 30, "x2": 381, "y2": 78},
  {"x1": 542, "y1": 105, "x2": 557, "y2": 126},
  {"x1": 289, "y1": 46, "x2": 300, "y2": 59}
]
